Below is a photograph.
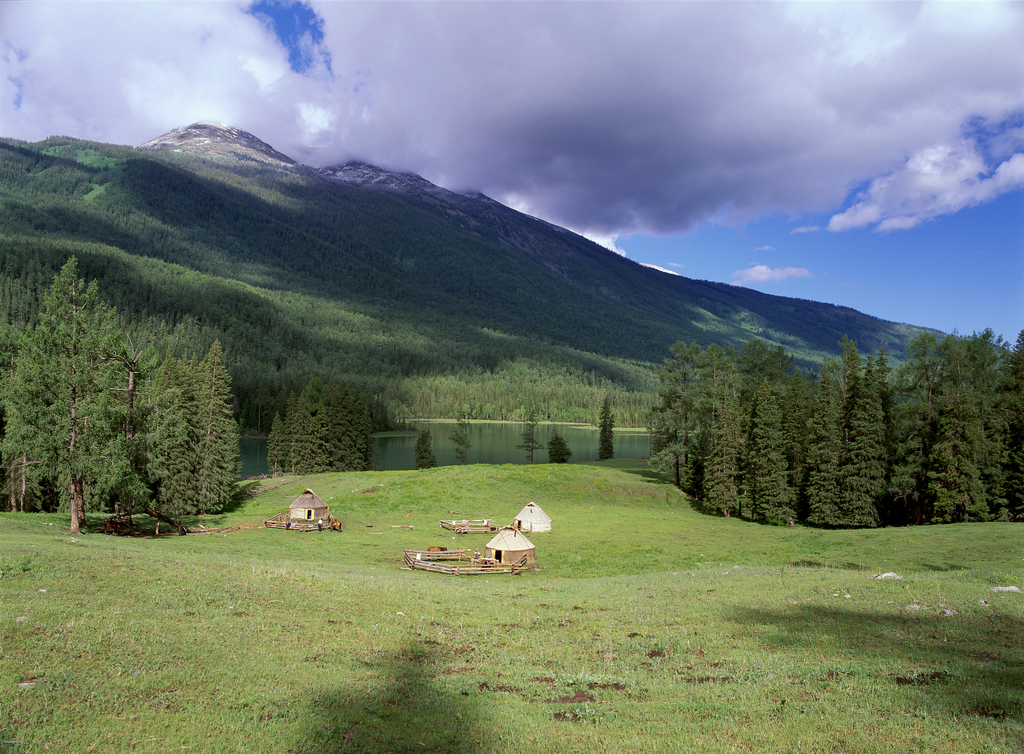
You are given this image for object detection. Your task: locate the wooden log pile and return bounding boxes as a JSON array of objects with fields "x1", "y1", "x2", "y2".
[
  {"x1": 439, "y1": 518, "x2": 499, "y2": 534},
  {"x1": 402, "y1": 549, "x2": 530, "y2": 575}
]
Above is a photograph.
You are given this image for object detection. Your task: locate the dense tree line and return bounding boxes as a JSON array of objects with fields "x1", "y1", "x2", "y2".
[
  {"x1": 0, "y1": 259, "x2": 239, "y2": 529},
  {"x1": 266, "y1": 378, "x2": 373, "y2": 475},
  {"x1": 651, "y1": 333, "x2": 1024, "y2": 526}
]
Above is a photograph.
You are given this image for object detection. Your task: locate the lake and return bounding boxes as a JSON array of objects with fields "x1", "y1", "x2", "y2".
[{"x1": 240, "y1": 421, "x2": 651, "y2": 477}]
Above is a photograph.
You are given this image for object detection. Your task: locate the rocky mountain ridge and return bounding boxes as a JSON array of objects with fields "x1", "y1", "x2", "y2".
[{"x1": 137, "y1": 123, "x2": 296, "y2": 165}]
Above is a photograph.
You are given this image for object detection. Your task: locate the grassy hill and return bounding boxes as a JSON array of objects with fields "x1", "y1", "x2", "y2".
[
  {"x1": 1, "y1": 463, "x2": 1021, "y2": 752},
  {"x1": 0, "y1": 133, "x2": 935, "y2": 429}
]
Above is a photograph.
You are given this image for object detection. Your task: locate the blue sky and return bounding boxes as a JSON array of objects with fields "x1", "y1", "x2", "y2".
[{"x1": 2, "y1": 1, "x2": 1022, "y2": 342}]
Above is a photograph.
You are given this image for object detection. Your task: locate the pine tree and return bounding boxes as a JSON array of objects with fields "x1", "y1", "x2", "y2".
[
  {"x1": 705, "y1": 397, "x2": 743, "y2": 516},
  {"x1": 267, "y1": 411, "x2": 285, "y2": 476},
  {"x1": 650, "y1": 341, "x2": 700, "y2": 487},
  {"x1": 598, "y1": 396, "x2": 614, "y2": 460},
  {"x1": 414, "y1": 427, "x2": 436, "y2": 469},
  {"x1": 836, "y1": 349, "x2": 886, "y2": 528},
  {"x1": 193, "y1": 341, "x2": 239, "y2": 515},
  {"x1": 891, "y1": 332, "x2": 943, "y2": 524},
  {"x1": 12, "y1": 258, "x2": 120, "y2": 533},
  {"x1": 1002, "y1": 330, "x2": 1024, "y2": 521},
  {"x1": 746, "y1": 382, "x2": 793, "y2": 524},
  {"x1": 516, "y1": 409, "x2": 543, "y2": 463},
  {"x1": 449, "y1": 415, "x2": 471, "y2": 464},
  {"x1": 806, "y1": 361, "x2": 844, "y2": 526},
  {"x1": 93, "y1": 335, "x2": 152, "y2": 518},
  {"x1": 547, "y1": 430, "x2": 573, "y2": 463},
  {"x1": 928, "y1": 336, "x2": 988, "y2": 522},
  {"x1": 148, "y1": 351, "x2": 200, "y2": 516}
]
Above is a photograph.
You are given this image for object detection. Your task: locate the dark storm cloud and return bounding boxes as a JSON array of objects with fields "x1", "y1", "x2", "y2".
[{"x1": 3, "y1": 1, "x2": 1022, "y2": 240}]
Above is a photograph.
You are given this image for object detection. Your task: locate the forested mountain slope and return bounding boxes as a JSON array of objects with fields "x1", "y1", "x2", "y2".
[{"x1": 0, "y1": 125, "x2": 932, "y2": 429}]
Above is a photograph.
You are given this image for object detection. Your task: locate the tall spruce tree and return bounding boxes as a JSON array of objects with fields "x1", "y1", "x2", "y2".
[
  {"x1": 449, "y1": 415, "x2": 471, "y2": 464},
  {"x1": 598, "y1": 396, "x2": 615, "y2": 460},
  {"x1": 193, "y1": 341, "x2": 239, "y2": 515},
  {"x1": 414, "y1": 427, "x2": 437, "y2": 469},
  {"x1": 516, "y1": 409, "x2": 543, "y2": 463},
  {"x1": 704, "y1": 396, "x2": 743, "y2": 516},
  {"x1": 650, "y1": 341, "x2": 700, "y2": 487},
  {"x1": 1002, "y1": 330, "x2": 1024, "y2": 520},
  {"x1": 267, "y1": 411, "x2": 285, "y2": 477},
  {"x1": 746, "y1": 382, "x2": 793, "y2": 524},
  {"x1": 929, "y1": 335, "x2": 988, "y2": 522},
  {"x1": 12, "y1": 258, "x2": 120, "y2": 533},
  {"x1": 149, "y1": 351, "x2": 200, "y2": 516},
  {"x1": 891, "y1": 332, "x2": 943, "y2": 524},
  {"x1": 806, "y1": 361, "x2": 844, "y2": 526},
  {"x1": 836, "y1": 348, "x2": 887, "y2": 528}
]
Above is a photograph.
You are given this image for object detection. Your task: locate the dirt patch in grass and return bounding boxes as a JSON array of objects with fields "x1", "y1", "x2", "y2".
[
  {"x1": 587, "y1": 682, "x2": 626, "y2": 691},
  {"x1": 682, "y1": 676, "x2": 732, "y2": 684},
  {"x1": 646, "y1": 649, "x2": 666, "y2": 658},
  {"x1": 553, "y1": 710, "x2": 584, "y2": 722},
  {"x1": 531, "y1": 676, "x2": 556, "y2": 684},
  {"x1": 478, "y1": 682, "x2": 518, "y2": 693},
  {"x1": 549, "y1": 691, "x2": 594, "y2": 703},
  {"x1": 893, "y1": 671, "x2": 951, "y2": 686}
]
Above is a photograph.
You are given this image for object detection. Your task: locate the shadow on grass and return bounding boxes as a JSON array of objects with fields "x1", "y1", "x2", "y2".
[
  {"x1": 921, "y1": 562, "x2": 970, "y2": 572},
  {"x1": 291, "y1": 642, "x2": 494, "y2": 754},
  {"x1": 729, "y1": 602, "x2": 1024, "y2": 726},
  {"x1": 789, "y1": 560, "x2": 865, "y2": 571}
]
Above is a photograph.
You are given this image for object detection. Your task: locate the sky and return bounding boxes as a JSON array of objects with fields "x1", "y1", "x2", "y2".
[{"x1": 2, "y1": 1, "x2": 1022, "y2": 341}]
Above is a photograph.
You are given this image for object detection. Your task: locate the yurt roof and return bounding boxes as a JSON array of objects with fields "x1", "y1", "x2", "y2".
[
  {"x1": 485, "y1": 527, "x2": 535, "y2": 551},
  {"x1": 516, "y1": 502, "x2": 551, "y2": 522},
  {"x1": 289, "y1": 489, "x2": 328, "y2": 510}
]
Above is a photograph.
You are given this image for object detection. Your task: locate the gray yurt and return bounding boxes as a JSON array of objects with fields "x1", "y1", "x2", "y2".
[
  {"x1": 513, "y1": 501, "x2": 551, "y2": 533},
  {"x1": 484, "y1": 527, "x2": 536, "y2": 565},
  {"x1": 289, "y1": 489, "x2": 329, "y2": 523}
]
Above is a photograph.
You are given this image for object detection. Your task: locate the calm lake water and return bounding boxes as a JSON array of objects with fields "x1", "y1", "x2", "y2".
[{"x1": 240, "y1": 421, "x2": 651, "y2": 477}]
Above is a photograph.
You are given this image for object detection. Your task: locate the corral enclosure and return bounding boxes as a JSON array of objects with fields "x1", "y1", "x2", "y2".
[{"x1": 1, "y1": 461, "x2": 1022, "y2": 753}]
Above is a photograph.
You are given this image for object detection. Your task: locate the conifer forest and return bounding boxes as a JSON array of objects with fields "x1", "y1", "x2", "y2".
[{"x1": 648, "y1": 333, "x2": 1024, "y2": 526}]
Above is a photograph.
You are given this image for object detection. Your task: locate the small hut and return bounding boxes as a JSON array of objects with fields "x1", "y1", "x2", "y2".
[
  {"x1": 263, "y1": 489, "x2": 338, "y2": 531},
  {"x1": 513, "y1": 502, "x2": 551, "y2": 533},
  {"x1": 289, "y1": 489, "x2": 329, "y2": 523},
  {"x1": 484, "y1": 527, "x2": 536, "y2": 566}
]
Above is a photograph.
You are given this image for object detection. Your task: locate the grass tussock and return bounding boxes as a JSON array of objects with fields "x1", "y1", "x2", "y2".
[{"x1": 1, "y1": 461, "x2": 1022, "y2": 753}]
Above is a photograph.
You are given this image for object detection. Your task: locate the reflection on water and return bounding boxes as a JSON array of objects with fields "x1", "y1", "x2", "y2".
[{"x1": 239, "y1": 422, "x2": 651, "y2": 477}]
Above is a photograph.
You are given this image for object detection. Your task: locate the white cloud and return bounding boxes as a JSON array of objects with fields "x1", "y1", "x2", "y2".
[
  {"x1": 791, "y1": 225, "x2": 820, "y2": 234},
  {"x1": 640, "y1": 263, "x2": 680, "y2": 276},
  {"x1": 731, "y1": 265, "x2": 812, "y2": 287},
  {"x1": 754, "y1": 245, "x2": 776, "y2": 252},
  {"x1": 828, "y1": 142, "x2": 1024, "y2": 232},
  {"x1": 579, "y1": 231, "x2": 626, "y2": 256},
  {"x1": 1, "y1": 1, "x2": 1022, "y2": 240}
]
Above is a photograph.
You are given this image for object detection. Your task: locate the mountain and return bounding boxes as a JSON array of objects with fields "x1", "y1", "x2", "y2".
[
  {"x1": 137, "y1": 122, "x2": 296, "y2": 165},
  {"x1": 0, "y1": 124, "x2": 934, "y2": 429}
]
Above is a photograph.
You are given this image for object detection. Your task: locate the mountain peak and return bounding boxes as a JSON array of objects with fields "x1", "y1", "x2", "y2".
[{"x1": 137, "y1": 123, "x2": 295, "y2": 165}]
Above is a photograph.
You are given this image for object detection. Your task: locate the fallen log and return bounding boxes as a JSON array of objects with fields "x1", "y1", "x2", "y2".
[{"x1": 145, "y1": 506, "x2": 188, "y2": 536}]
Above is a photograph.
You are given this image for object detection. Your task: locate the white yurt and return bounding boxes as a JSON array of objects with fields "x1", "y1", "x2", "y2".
[
  {"x1": 484, "y1": 527, "x2": 536, "y2": 565},
  {"x1": 513, "y1": 502, "x2": 551, "y2": 533}
]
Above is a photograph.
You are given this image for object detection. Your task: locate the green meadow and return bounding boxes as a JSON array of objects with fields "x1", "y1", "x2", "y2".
[{"x1": 1, "y1": 461, "x2": 1022, "y2": 753}]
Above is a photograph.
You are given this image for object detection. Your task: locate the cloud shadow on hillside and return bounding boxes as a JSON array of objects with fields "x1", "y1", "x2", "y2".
[{"x1": 291, "y1": 641, "x2": 494, "y2": 754}]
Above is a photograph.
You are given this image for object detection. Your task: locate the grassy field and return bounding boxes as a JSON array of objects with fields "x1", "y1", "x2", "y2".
[{"x1": 1, "y1": 461, "x2": 1022, "y2": 753}]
